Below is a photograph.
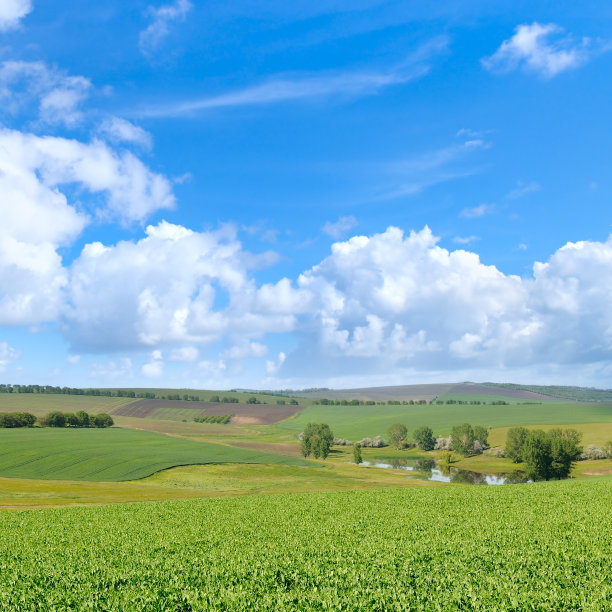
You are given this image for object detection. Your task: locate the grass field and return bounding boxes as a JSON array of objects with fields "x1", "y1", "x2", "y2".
[
  {"x1": 434, "y1": 392, "x2": 555, "y2": 404},
  {"x1": 488, "y1": 422, "x2": 612, "y2": 448},
  {"x1": 0, "y1": 428, "x2": 311, "y2": 481},
  {"x1": 1, "y1": 478, "x2": 611, "y2": 609},
  {"x1": 0, "y1": 394, "x2": 137, "y2": 416},
  {"x1": 280, "y1": 401, "x2": 612, "y2": 439}
]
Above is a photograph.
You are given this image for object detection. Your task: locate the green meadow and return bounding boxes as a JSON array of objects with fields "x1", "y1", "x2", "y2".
[
  {"x1": 0, "y1": 428, "x2": 311, "y2": 481},
  {"x1": 280, "y1": 399, "x2": 612, "y2": 439}
]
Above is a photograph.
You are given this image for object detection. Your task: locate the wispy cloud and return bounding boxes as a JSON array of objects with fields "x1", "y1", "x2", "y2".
[
  {"x1": 140, "y1": 38, "x2": 448, "y2": 117},
  {"x1": 139, "y1": 0, "x2": 193, "y2": 56},
  {"x1": 377, "y1": 136, "x2": 490, "y2": 201},
  {"x1": 505, "y1": 180, "x2": 540, "y2": 200},
  {"x1": 460, "y1": 203, "x2": 495, "y2": 219},
  {"x1": 482, "y1": 23, "x2": 604, "y2": 78},
  {"x1": 453, "y1": 235, "x2": 479, "y2": 245},
  {"x1": 322, "y1": 216, "x2": 358, "y2": 239}
]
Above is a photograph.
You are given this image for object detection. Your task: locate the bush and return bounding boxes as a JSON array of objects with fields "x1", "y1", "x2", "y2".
[
  {"x1": 93, "y1": 413, "x2": 114, "y2": 428},
  {"x1": 353, "y1": 443, "x2": 363, "y2": 465},
  {"x1": 0, "y1": 412, "x2": 37, "y2": 428},
  {"x1": 484, "y1": 447, "x2": 505, "y2": 458},
  {"x1": 358, "y1": 436, "x2": 388, "y2": 448},
  {"x1": 580, "y1": 444, "x2": 607, "y2": 460},
  {"x1": 434, "y1": 436, "x2": 452, "y2": 451},
  {"x1": 333, "y1": 438, "x2": 353, "y2": 446},
  {"x1": 45, "y1": 411, "x2": 66, "y2": 427}
]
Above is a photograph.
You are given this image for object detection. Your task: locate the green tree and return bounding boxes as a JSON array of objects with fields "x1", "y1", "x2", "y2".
[
  {"x1": 473, "y1": 425, "x2": 488, "y2": 447},
  {"x1": 93, "y1": 413, "x2": 114, "y2": 428},
  {"x1": 450, "y1": 423, "x2": 475, "y2": 456},
  {"x1": 246, "y1": 397, "x2": 259, "y2": 404},
  {"x1": 387, "y1": 423, "x2": 408, "y2": 449},
  {"x1": 353, "y1": 443, "x2": 363, "y2": 465},
  {"x1": 75, "y1": 410, "x2": 90, "y2": 427},
  {"x1": 45, "y1": 411, "x2": 66, "y2": 427},
  {"x1": 521, "y1": 430, "x2": 552, "y2": 481},
  {"x1": 505, "y1": 426, "x2": 529, "y2": 463},
  {"x1": 413, "y1": 426, "x2": 435, "y2": 451},
  {"x1": 64, "y1": 412, "x2": 79, "y2": 427},
  {"x1": 300, "y1": 423, "x2": 334, "y2": 460}
]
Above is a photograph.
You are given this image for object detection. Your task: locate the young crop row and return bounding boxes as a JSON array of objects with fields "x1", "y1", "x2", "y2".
[{"x1": 0, "y1": 478, "x2": 610, "y2": 609}]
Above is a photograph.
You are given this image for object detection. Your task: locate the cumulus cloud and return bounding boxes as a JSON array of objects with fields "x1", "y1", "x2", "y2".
[
  {"x1": 139, "y1": 0, "x2": 193, "y2": 55},
  {"x1": 0, "y1": 0, "x2": 31, "y2": 31},
  {"x1": 89, "y1": 358, "x2": 133, "y2": 380},
  {"x1": 63, "y1": 221, "x2": 303, "y2": 352},
  {"x1": 322, "y1": 216, "x2": 358, "y2": 239},
  {"x1": 482, "y1": 23, "x2": 596, "y2": 78},
  {"x1": 0, "y1": 127, "x2": 174, "y2": 225},
  {"x1": 0, "y1": 126, "x2": 174, "y2": 324},
  {"x1": 266, "y1": 352, "x2": 286, "y2": 376}
]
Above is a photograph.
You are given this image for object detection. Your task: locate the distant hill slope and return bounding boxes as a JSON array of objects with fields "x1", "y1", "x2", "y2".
[
  {"x1": 484, "y1": 383, "x2": 612, "y2": 403},
  {"x1": 294, "y1": 382, "x2": 555, "y2": 402}
]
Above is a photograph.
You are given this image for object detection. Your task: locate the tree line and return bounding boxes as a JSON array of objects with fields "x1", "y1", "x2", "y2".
[{"x1": 0, "y1": 411, "x2": 113, "y2": 428}]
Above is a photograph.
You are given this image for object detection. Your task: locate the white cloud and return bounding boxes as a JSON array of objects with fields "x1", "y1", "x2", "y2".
[
  {"x1": 66, "y1": 354, "x2": 81, "y2": 365},
  {"x1": 141, "y1": 38, "x2": 448, "y2": 117},
  {"x1": 482, "y1": 23, "x2": 596, "y2": 78},
  {"x1": 139, "y1": 0, "x2": 193, "y2": 55},
  {"x1": 322, "y1": 216, "x2": 358, "y2": 239},
  {"x1": 0, "y1": 0, "x2": 31, "y2": 31},
  {"x1": 169, "y1": 346, "x2": 199, "y2": 362},
  {"x1": 0, "y1": 61, "x2": 91, "y2": 126},
  {"x1": 63, "y1": 221, "x2": 302, "y2": 352},
  {"x1": 453, "y1": 236, "x2": 479, "y2": 245},
  {"x1": 141, "y1": 350, "x2": 163, "y2": 377},
  {"x1": 221, "y1": 342, "x2": 268, "y2": 360},
  {"x1": 506, "y1": 181, "x2": 540, "y2": 200},
  {"x1": 460, "y1": 203, "x2": 495, "y2": 218},
  {"x1": 0, "y1": 127, "x2": 174, "y2": 224},
  {"x1": 266, "y1": 352, "x2": 286, "y2": 376},
  {"x1": 98, "y1": 117, "x2": 153, "y2": 150},
  {"x1": 89, "y1": 358, "x2": 133, "y2": 380},
  {"x1": 0, "y1": 126, "x2": 174, "y2": 324},
  {"x1": 0, "y1": 341, "x2": 21, "y2": 371}
]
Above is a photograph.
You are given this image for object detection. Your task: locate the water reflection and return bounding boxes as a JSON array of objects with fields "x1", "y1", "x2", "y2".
[{"x1": 357, "y1": 458, "x2": 528, "y2": 485}]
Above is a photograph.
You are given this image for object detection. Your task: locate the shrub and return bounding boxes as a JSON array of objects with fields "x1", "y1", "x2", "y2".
[
  {"x1": 387, "y1": 423, "x2": 408, "y2": 449},
  {"x1": 93, "y1": 413, "x2": 114, "y2": 428},
  {"x1": 353, "y1": 443, "x2": 363, "y2": 465},
  {"x1": 580, "y1": 445, "x2": 607, "y2": 460},
  {"x1": 434, "y1": 436, "x2": 452, "y2": 451},
  {"x1": 333, "y1": 438, "x2": 352, "y2": 446}
]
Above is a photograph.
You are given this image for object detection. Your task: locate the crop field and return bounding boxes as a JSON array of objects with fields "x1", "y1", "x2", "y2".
[
  {"x1": 0, "y1": 428, "x2": 311, "y2": 481},
  {"x1": 281, "y1": 400, "x2": 612, "y2": 440},
  {"x1": 113, "y1": 399, "x2": 301, "y2": 424},
  {"x1": 0, "y1": 478, "x2": 610, "y2": 609},
  {"x1": 0, "y1": 394, "x2": 137, "y2": 416}
]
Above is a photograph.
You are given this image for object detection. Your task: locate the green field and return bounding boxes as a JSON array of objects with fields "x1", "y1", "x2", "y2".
[
  {"x1": 280, "y1": 401, "x2": 612, "y2": 439},
  {"x1": 0, "y1": 478, "x2": 610, "y2": 609},
  {"x1": 0, "y1": 393, "x2": 137, "y2": 416},
  {"x1": 435, "y1": 392, "x2": 554, "y2": 404},
  {"x1": 0, "y1": 428, "x2": 311, "y2": 481}
]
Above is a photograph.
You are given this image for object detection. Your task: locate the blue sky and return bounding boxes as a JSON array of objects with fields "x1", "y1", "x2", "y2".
[{"x1": 1, "y1": 0, "x2": 612, "y2": 389}]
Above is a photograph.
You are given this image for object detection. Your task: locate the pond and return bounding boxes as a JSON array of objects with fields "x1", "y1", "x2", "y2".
[{"x1": 356, "y1": 458, "x2": 529, "y2": 485}]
